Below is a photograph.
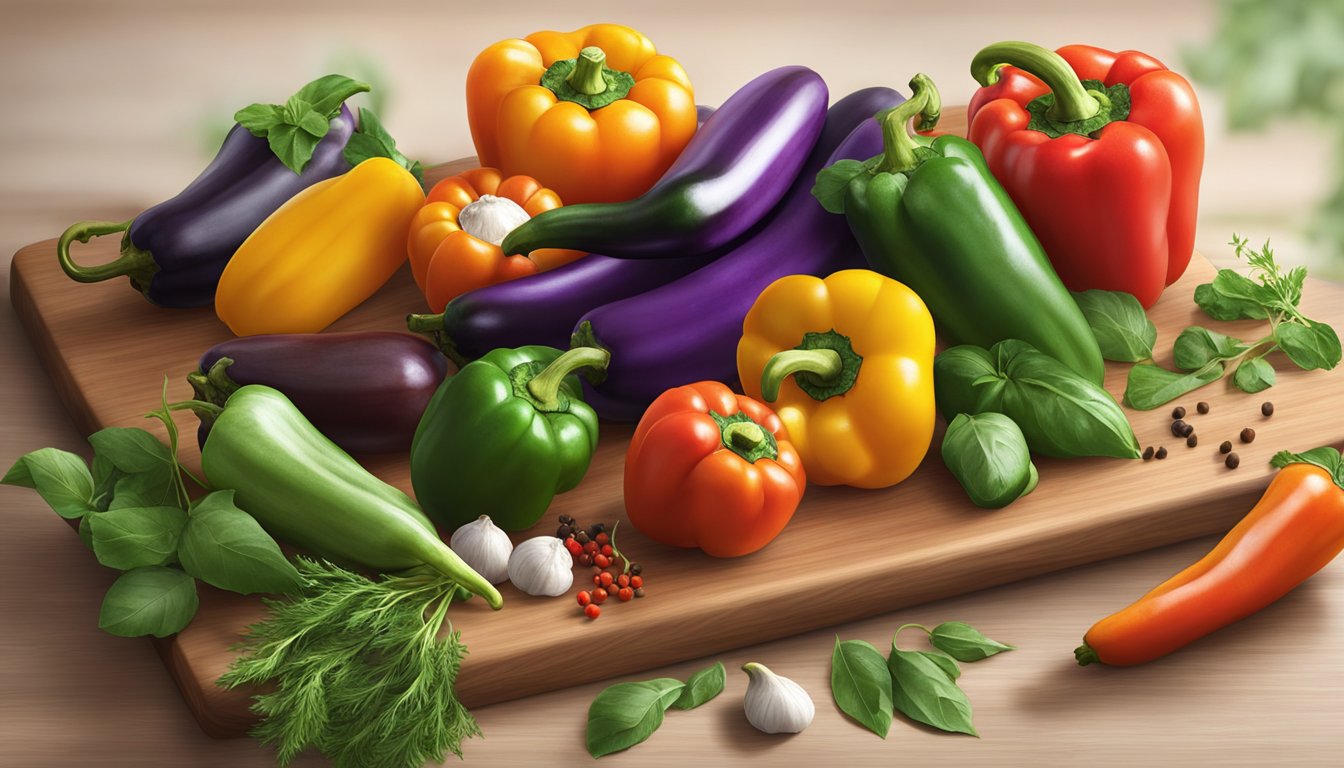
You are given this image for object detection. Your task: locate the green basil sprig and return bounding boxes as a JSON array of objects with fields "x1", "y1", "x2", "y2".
[
  {"x1": 831, "y1": 638, "x2": 894, "y2": 738},
  {"x1": 586, "y1": 661, "x2": 726, "y2": 758},
  {"x1": 343, "y1": 107, "x2": 424, "y2": 185},
  {"x1": 936, "y1": 340, "x2": 1141, "y2": 459},
  {"x1": 1072, "y1": 289, "x2": 1156, "y2": 362},
  {"x1": 234, "y1": 74, "x2": 371, "y2": 174},
  {"x1": 941, "y1": 413, "x2": 1038, "y2": 509},
  {"x1": 672, "y1": 661, "x2": 726, "y2": 710}
]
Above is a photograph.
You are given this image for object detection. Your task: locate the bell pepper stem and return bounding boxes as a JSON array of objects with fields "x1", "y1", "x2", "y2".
[
  {"x1": 56, "y1": 220, "x2": 156, "y2": 284},
  {"x1": 970, "y1": 41, "x2": 1101, "y2": 123},
  {"x1": 760, "y1": 349, "x2": 844, "y2": 403},
  {"x1": 723, "y1": 421, "x2": 765, "y2": 453},
  {"x1": 876, "y1": 73, "x2": 942, "y2": 174},
  {"x1": 1074, "y1": 642, "x2": 1100, "y2": 666},
  {"x1": 567, "y1": 47, "x2": 609, "y2": 96},
  {"x1": 526, "y1": 346, "x2": 611, "y2": 408}
]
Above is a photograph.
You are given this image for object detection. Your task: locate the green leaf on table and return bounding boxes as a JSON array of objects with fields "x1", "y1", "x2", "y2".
[
  {"x1": 1124, "y1": 362, "x2": 1224, "y2": 410},
  {"x1": 1275, "y1": 320, "x2": 1342, "y2": 371},
  {"x1": 1072, "y1": 289, "x2": 1157, "y2": 362},
  {"x1": 109, "y1": 469, "x2": 178, "y2": 510},
  {"x1": 671, "y1": 661, "x2": 725, "y2": 711},
  {"x1": 177, "y1": 490, "x2": 304, "y2": 595},
  {"x1": 918, "y1": 650, "x2": 961, "y2": 680},
  {"x1": 1232, "y1": 356, "x2": 1276, "y2": 393},
  {"x1": 98, "y1": 566, "x2": 198, "y2": 638},
  {"x1": 88, "y1": 427, "x2": 173, "y2": 475},
  {"x1": 1172, "y1": 327, "x2": 1248, "y2": 371},
  {"x1": 929, "y1": 621, "x2": 1015, "y2": 662},
  {"x1": 887, "y1": 647, "x2": 978, "y2": 736},
  {"x1": 586, "y1": 678, "x2": 686, "y2": 758},
  {"x1": 90, "y1": 506, "x2": 188, "y2": 571},
  {"x1": 2, "y1": 447, "x2": 95, "y2": 519},
  {"x1": 940, "y1": 413, "x2": 1036, "y2": 509},
  {"x1": 1194, "y1": 280, "x2": 1267, "y2": 321},
  {"x1": 1213, "y1": 269, "x2": 1276, "y2": 312},
  {"x1": 344, "y1": 107, "x2": 423, "y2": 184},
  {"x1": 831, "y1": 638, "x2": 894, "y2": 738}
]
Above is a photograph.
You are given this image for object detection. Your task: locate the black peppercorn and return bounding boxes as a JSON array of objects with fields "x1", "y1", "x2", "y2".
[
  {"x1": 633, "y1": 587, "x2": 645, "y2": 598},
  {"x1": 1186, "y1": 434, "x2": 1198, "y2": 448},
  {"x1": 1261, "y1": 401, "x2": 1274, "y2": 417},
  {"x1": 1241, "y1": 428, "x2": 1256, "y2": 444},
  {"x1": 558, "y1": 514, "x2": 574, "y2": 525},
  {"x1": 556, "y1": 524, "x2": 572, "y2": 539},
  {"x1": 1171, "y1": 420, "x2": 1188, "y2": 437},
  {"x1": 629, "y1": 562, "x2": 642, "y2": 576},
  {"x1": 575, "y1": 530, "x2": 590, "y2": 545},
  {"x1": 1226, "y1": 452, "x2": 1240, "y2": 469},
  {"x1": 1172, "y1": 406, "x2": 1186, "y2": 420},
  {"x1": 1197, "y1": 401, "x2": 1210, "y2": 414},
  {"x1": 1155, "y1": 446, "x2": 1168, "y2": 459},
  {"x1": 1219, "y1": 440, "x2": 1233, "y2": 454},
  {"x1": 1143, "y1": 446, "x2": 1155, "y2": 461},
  {"x1": 589, "y1": 523, "x2": 606, "y2": 537}
]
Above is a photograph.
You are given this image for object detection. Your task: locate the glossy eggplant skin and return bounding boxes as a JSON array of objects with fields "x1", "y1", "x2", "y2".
[
  {"x1": 571, "y1": 87, "x2": 906, "y2": 422},
  {"x1": 190, "y1": 331, "x2": 447, "y2": 454},
  {"x1": 500, "y1": 67, "x2": 828, "y2": 259},
  {"x1": 58, "y1": 106, "x2": 356, "y2": 308}
]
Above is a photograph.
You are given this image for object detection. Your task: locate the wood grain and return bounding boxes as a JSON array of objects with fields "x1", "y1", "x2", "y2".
[{"x1": 9, "y1": 107, "x2": 1344, "y2": 742}]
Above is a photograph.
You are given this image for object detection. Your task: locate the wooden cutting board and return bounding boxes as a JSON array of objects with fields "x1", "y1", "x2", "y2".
[{"x1": 10, "y1": 107, "x2": 1344, "y2": 739}]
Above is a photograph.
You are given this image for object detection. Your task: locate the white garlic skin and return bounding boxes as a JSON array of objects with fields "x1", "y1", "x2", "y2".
[
  {"x1": 742, "y1": 662, "x2": 814, "y2": 734},
  {"x1": 449, "y1": 515, "x2": 513, "y2": 585},
  {"x1": 507, "y1": 536, "x2": 575, "y2": 596},
  {"x1": 457, "y1": 194, "x2": 531, "y2": 246}
]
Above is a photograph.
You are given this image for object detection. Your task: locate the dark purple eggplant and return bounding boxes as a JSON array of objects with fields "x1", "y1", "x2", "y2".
[
  {"x1": 500, "y1": 66, "x2": 828, "y2": 259},
  {"x1": 55, "y1": 77, "x2": 369, "y2": 308},
  {"x1": 570, "y1": 86, "x2": 906, "y2": 421},
  {"x1": 188, "y1": 332, "x2": 447, "y2": 454}
]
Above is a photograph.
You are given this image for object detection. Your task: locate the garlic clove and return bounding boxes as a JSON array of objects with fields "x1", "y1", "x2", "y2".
[
  {"x1": 507, "y1": 536, "x2": 574, "y2": 597},
  {"x1": 457, "y1": 194, "x2": 531, "y2": 246},
  {"x1": 449, "y1": 515, "x2": 513, "y2": 585},
  {"x1": 742, "y1": 662, "x2": 814, "y2": 734}
]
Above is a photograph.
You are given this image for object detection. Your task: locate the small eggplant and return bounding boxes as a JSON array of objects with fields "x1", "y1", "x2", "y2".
[
  {"x1": 56, "y1": 76, "x2": 368, "y2": 308},
  {"x1": 189, "y1": 332, "x2": 447, "y2": 454},
  {"x1": 501, "y1": 66, "x2": 828, "y2": 259}
]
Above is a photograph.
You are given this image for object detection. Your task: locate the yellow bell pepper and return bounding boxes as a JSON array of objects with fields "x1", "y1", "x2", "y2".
[
  {"x1": 736, "y1": 269, "x2": 936, "y2": 489},
  {"x1": 465, "y1": 23, "x2": 696, "y2": 204},
  {"x1": 216, "y1": 158, "x2": 424, "y2": 335}
]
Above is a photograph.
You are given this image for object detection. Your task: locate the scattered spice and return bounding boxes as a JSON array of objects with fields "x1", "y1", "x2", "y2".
[
  {"x1": 1172, "y1": 406, "x2": 1187, "y2": 420},
  {"x1": 1226, "y1": 452, "x2": 1241, "y2": 469},
  {"x1": 634, "y1": 587, "x2": 646, "y2": 598},
  {"x1": 1197, "y1": 401, "x2": 1210, "y2": 414},
  {"x1": 1241, "y1": 428, "x2": 1256, "y2": 444},
  {"x1": 1155, "y1": 447, "x2": 1168, "y2": 459},
  {"x1": 584, "y1": 604, "x2": 601, "y2": 619},
  {"x1": 1220, "y1": 441, "x2": 1233, "y2": 454},
  {"x1": 1143, "y1": 446, "x2": 1155, "y2": 461},
  {"x1": 1171, "y1": 420, "x2": 1187, "y2": 438},
  {"x1": 1186, "y1": 434, "x2": 1199, "y2": 448},
  {"x1": 1261, "y1": 401, "x2": 1274, "y2": 417}
]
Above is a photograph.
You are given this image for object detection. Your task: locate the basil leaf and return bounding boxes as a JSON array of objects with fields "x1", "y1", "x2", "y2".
[
  {"x1": 1275, "y1": 320, "x2": 1342, "y2": 371},
  {"x1": 1072, "y1": 289, "x2": 1156, "y2": 362},
  {"x1": 109, "y1": 469, "x2": 178, "y2": 510},
  {"x1": 918, "y1": 651, "x2": 961, "y2": 680},
  {"x1": 586, "y1": 678, "x2": 685, "y2": 758},
  {"x1": 234, "y1": 103, "x2": 285, "y2": 136},
  {"x1": 98, "y1": 566, "x2": 198, "y2": 638},
  {"x1": 2, "y1": 447, "x2": 95, "y2": 519},
  {"x1": 1172, "y1": 327, "x2": 1248, "y2": 371},
  {"x1": 831, "y1": 638, "x2": 893, "y2": 738},
  {"x1": 887, "y1": 647, "x2": 977, "y2": 736},
  {"x1": 1232, "y1": 356, "x2": 1276, "y2": 393},
  {"x1": 1123, "y1": 362, "x2": 1223, "y2": 411},
  {"x1": 264, "y1": 124, "x2": 324, "y2": 177},
  {"x1": 344, "y1": 107, "x2": 423, "y2": 184},
  {"x1": 88, "y1": 427, "x2": 173, "y2": 474},
  {"x1": 812, "y1": 159, "x2": 868, "y2": 214},
  {"x1": 90, "y1": 453, "x2": 124, "y2": 512},
  {"x1": 1194, "y1": 281, "x2": 1266, "y2": 321},
  {"x1": 941, "y1": 413, "x2": 1036, "y2": 508},
  {"x1": 78, "y1": 513, "x2": 96, "y2": 552},
  {"x1": 1212, "y1": 269, "x2": 1275, "y2": 313},
  {"x1": 90, "y1": 506, "x2": 188, "y2": 570},
  {"x1": 177, "y1": 491, "x2": 304, "y2": 595},
  {"x1": 1271, "y1": 446, "x2": 1344, "y2": 491},
  {"x1": 1282, "y1": 265, "x2": 1308, "y2": 307},
  {"x1": 672, "y1": 661, "x2": 725, "y2": 711},
  {"x1": 929, "y1": 622, "x2": 1015, "y2": 662},
  {"x1": 292, "y1": 74, "x2": 371, "y2": 119},
  {"x1": 286, "y1": 96, "x2": 330, "y2": 138},
  {"x1": 933, "y1": 345, "x2": 1001, "y2": 420},
  {"x1": 232, "y1": 74, "x2": 370, "y2": 174}
]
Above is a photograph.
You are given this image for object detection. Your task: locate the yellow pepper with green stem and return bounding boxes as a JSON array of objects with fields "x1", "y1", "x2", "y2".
[
  {"x1": 215, "y1": 157, "x2": 425, "y2": 335},
  {"x1": 736, "y1": 269, "x2": 936, "y2": 489}
]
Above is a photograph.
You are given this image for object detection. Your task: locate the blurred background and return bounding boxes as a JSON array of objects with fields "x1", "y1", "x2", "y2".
[{"x1": 2, "y1": 0, "x2": 1341, "y2": 278}]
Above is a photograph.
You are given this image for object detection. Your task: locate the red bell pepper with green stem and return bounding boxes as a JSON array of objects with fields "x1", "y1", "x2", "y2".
[{"x1": 967, "y1": 42, "x2": 1204, "y2": 308}]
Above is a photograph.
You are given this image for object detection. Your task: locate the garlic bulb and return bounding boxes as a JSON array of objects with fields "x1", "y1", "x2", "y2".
[
  {"x1": 742, "y1": 662, "x2": 814, "y2": 734},
  {"x1": 507, "y1": 536, "x2": 574, "y2": 596},
  {"x1": 457, "y1": 194, "x2": 531, "y2": 246},
  {"x1": 449, "y1": 515, "x2": 513, "y2": 585}
]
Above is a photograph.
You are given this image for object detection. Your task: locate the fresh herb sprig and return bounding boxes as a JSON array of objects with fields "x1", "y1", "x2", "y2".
[
  {"x1": 586, "y1": 661, "x2": 725, "y2": 758},
  {"x1": 1124, "y1": 235, "x2": 1341, "y2": 410}
]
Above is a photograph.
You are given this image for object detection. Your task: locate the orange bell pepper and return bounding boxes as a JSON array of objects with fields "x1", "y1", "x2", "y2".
[
  {"x1": 466, "y1": 23, "x2": 696, "y2": 204},
  {"x1": 624, "y1": 381, "x2": 806, "y2": 558},
  {"x1": 406, "y1": 167, "x2": 583, "y2": 312}
]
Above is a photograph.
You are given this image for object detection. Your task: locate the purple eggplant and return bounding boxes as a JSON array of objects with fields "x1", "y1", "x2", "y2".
[
  {"x1": 570, "y1": 87, "x2": 907, "y2": 421},
  {"x1": 55, "y1": 77, "x2": 368, "y2": 308},
  {"x1": 188, "y1": 332, "x2": 447, "y2": 454},
  {"x1": 500, "y1": 66, "x2": 828, "y2": 259}
]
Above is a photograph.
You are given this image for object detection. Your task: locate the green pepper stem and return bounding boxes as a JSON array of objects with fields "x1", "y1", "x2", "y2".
[
  {"x1": 526, "y1": 346, "x2": 611, "y2": 407},
  {"x1": 567, "y1": 47, "x2": 609, "y2": 96},
  {"x1": 723, "y1": 421, "x2": 765, "y2": 452},
  {"x1": 56, "y1": 220, "x2": 154, "y2": 284},
  {"x1": 876, "y1": 73, "x2": 942, "y2": 174},
  {"x1": 971, "y1": 41, "x2": 1101, "y2": 123},
  {"x1": 760, "y1": 349, "x2": 844, "y2": 403}
]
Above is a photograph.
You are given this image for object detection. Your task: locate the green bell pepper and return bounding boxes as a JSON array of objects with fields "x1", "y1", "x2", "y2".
[
  {"x1": 410, "y1": 345, "x2": 608, "y2": 532},
  {"x1": 813, "y1": 73, "x2": 1105, "y2": 386}
]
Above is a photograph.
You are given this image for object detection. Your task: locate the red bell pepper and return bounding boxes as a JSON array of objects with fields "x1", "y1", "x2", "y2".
[
  {"x1": 623, "y1": 381, "x2": 806, "y2": 557},
  {"x1": 966, "y1": 42, "x2": 1204, "y2": 308}
]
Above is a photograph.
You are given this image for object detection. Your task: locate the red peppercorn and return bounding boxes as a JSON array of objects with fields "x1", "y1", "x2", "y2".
[
  {"x1": 583, "y1": 541, "x2": 599, "y2": 554},
  {"x1": 599, "y1": 571, "x2": 614, "y2": 587},
  {"x1": 594, "y1": 553, "x2": 611, "y2": 569},
  {"x1": 564, "y1": 538, "x2": 582, "y2": 556},
  {"x1": 600, "y1": 544, "x2": 614, "y2": 557},
  {"x1": 595, "y1": 532, "x2": 610, "y2": 546},
  {"x1": 584, "y1": 604, "x2": 601, "y2": 619},
  {"x1": 578, "y1": 553, "x2": 592, "y2": 566},
  {"x1": 592, "y1": 574, "x2": 603, "y2": 586},
  {"x1": 616, "y1": 574, "x2": 630, "y2": 588},
  {"x1": 618, "y1": 587, "x2": 634, "y2": 602},
  {"x1": 576, "y1": 591, "x2": 592, "y2": 606},
  {"x1": 630, "y1": 575, "x2": 644, "y2": 589},
  {"x1": 592, "y1": 588, "x2": 609, "y2": 604}
]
